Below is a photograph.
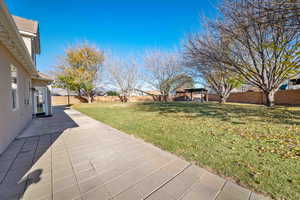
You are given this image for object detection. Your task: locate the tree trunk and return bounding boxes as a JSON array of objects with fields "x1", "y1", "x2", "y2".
[
  {"x1": 163, "y1": 95, "x2": 168, "y2": 102},
  {"x1": 118, "y1": 96, "x2": 123, "y2": 102},
  {"x1": 119, "y1": 95, "x2": 128, "y2": 103},
  {"x1": 205, "y1": 93, "x2": 208, "y2": 102},
  {"x1": 123, "y1": 96, "x2": 128, "y2": 102},
  {"x1": 265, "y1": 90, "x2": 275, "y2": 107},
  {"x1": 67, "y1": 88, "x2": 70, "y2": 106},
  {"x1": 219, "y1": 96, "x2": 227, "y2": 104},
  {"x1": 87, "y1": 95, "x2": 92, "y2": 104}
]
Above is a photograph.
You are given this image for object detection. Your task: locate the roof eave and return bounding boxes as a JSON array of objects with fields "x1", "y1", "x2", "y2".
[
  {"x1": 19, "y1": 29, "x2": 41, "y2": 55},
  {"x1": 0, "y1": 1, "x2": 38, "y2": 76},
  {"x1": 31, "y1": 76, "x2": 53, "y2": 82},
  {"x1": 31, "y1": 72, "x2": 54, "y2": 82}
]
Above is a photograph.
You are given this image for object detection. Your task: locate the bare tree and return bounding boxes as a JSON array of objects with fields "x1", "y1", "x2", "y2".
[
  {"x1": 104, "y1": 56, "x2": 141, "y2": 102},
  {"x1": 184, "y1": 32, "x2": 242, "y2": 103},
  {"x1": 144, "y1": 50, "x2": 193, "y2": 101},
  {"x1": 213, "y1": 0, "x2": 300, "y2": 106}
]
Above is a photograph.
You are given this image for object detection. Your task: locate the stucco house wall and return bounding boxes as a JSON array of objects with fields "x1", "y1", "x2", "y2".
[
  {"x1": 0, "y1": 1, "x2": 53, "y2": 154},
  {"x1": 0, "y1": 43, "x2": 33, "y2": 153}
]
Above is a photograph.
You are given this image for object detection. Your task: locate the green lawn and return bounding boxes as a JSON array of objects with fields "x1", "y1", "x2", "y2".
[{"x1": 73, "y1": 102, "x2": 300, "y2": 200}]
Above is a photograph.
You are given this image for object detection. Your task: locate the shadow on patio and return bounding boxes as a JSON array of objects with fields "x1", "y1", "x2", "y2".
[{"x1": 0, "y1": 106, "x2": 78, "y2": 199}]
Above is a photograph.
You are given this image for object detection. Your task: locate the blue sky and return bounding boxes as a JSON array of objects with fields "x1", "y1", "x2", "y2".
[{"x1": 6, "y1": 0, "x2": 219, "y2": 73}]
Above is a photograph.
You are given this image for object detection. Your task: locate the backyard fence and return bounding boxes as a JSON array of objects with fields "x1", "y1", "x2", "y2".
[
  {"x1": 52, "y1": 89, "x2": 300, "y2": 106},
  {"x1": 52, "y1": 96, "x2": 82, "y2": 105},
  {"x1": 208, "y1": 89, "x2": 300, "y2": 105},
  {"x1": 52, "y1": 95, "x2": 155, "y2": 105}
]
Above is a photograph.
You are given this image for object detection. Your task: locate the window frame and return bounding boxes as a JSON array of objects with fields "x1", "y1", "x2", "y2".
[
  {"x1": 28, "y1": 79, "x2": 32, "y2": 105},
  {"x1": 11, "y1": 65, "x2": 19, "y2": 111}
]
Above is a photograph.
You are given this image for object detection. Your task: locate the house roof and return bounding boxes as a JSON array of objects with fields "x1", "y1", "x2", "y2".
[
  {"x1": 31, "y1": 72, "x2": 53, "y2": 82},
  {"x1": 146, "y1": 90, "x2": 161, "y2": 95},
  {"x1": 0, "y1": 1, "x2": 37, "y2": 75},
  {"x1": 12, "y1": 15, "x2": 38, "y2": 34},
  {"x1": 12, "y1": 15, "x2": 41, "y2": 55}
]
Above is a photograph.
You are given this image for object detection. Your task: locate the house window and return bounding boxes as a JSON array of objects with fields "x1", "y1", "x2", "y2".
[
  {"x1": 11, "y1": 65, "x2": 18, "y2": 110},
  {"x1": 290, "y1": 79, "x2": 300, "y2": 85}
]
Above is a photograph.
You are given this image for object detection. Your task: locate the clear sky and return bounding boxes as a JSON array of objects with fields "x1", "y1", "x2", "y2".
[{"x1": 6, "y1": 0, "x2": 219, "y2": 73}]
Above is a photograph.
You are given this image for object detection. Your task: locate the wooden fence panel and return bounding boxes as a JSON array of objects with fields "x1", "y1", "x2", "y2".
[
  {"x1": 52, "y1": 90, "x2": 300, "y2": 106},
  {"x1": 208, "y1": 89, "x2": 300, "y2": 105}
]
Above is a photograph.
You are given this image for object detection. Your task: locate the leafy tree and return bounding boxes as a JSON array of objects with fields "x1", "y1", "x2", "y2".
[
  {"x1": 106, "y1": 91, "x2": 119, "y2": 96},
  {"x1": 53, "y1": 71, "x2": 76, "y2": 105},
  {"x1": 54, "y1": 43, "x2": 104, "y2": 103}
]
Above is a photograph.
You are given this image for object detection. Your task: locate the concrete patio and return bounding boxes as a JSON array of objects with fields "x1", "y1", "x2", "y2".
[{"x1": 0, "y1": 106, "x2": 270, "y2": 200}]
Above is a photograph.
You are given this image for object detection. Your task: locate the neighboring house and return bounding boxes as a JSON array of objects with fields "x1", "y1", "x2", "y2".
[
  {"x1": 231, "y1": 84, "x2": 260, "y2": 93},
  {"x1": 175, "y1": 88, "x2": 208, "y2": 101},
  {"x1": 52, "y1": 87, "x2": 107, "y2": 96},
  {"x1": 130, "y1": 90, "x2": 149, "y2": 96},
  {"x1": 140, "y1": 90, "x2": 161, "y2": 96},
  {"x1": 52, "y1": 88, "x2": 77, "y2": 96},
  {"x1": 0, "y1": 1, "x2": 52, "y2": 154},
  {"x1": 225, "y1": 77, "x2": 300, "y2": 93},
  {"x1": 287, "y1": 75, "x2": 300, "y2": 90},
  {"x1": 222, "y1": 76, "x2": 300, "y2": 93}
]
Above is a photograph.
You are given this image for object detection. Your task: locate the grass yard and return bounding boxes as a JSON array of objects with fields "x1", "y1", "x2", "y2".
[{"x1": 73, "y1": 102, "x2": 300, "y2": 200}]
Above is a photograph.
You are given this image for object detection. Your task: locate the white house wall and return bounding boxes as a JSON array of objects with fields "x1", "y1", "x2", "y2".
[{"x1": 0, "y1": 43, "x2": 33, "y2": 154}]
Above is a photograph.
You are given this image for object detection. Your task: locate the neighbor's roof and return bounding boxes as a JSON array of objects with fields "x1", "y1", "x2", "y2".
[
  {"x1": 176, "y1": 88, "x2": 208, "y2": 93},
  {"x1": 51, "y1": 88, "x2": 77, "y2": 96},
  {"x1": 176, "y1": 88, "x2": 185, "y2": 93},
  {"x1": 12, "y1": 15, "x2": 38, "y2": 34},
  {"x1": 146, "y1": 90, "x2": 161, "y2": 95},
  {"x1": 38, "y1": 72, "x2": 53, "y2": 81}
]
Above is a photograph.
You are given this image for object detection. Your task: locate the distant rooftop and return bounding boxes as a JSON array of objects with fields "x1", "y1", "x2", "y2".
[
  {"x1": 12, "y1": 15, "x2": 38, "y2": 34},
  {"x1": 176, "y1": 88, "x2": 208, "y2": 93},
  {"x1": 38, "y1": 72, "x2": 53, "y2": 80}
]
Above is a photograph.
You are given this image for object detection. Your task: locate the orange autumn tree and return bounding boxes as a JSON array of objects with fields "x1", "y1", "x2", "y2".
[{"x1": 56, "y1": 43, "x2": 104, "y2": 103}]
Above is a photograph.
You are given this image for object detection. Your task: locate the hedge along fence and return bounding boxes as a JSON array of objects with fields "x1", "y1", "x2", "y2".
[{"x1": 208, "y1": 89, "x2": 300, "y2": 106}]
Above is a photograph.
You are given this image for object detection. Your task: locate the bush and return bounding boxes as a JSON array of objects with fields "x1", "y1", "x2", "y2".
[{"x1": 106, "y1": 91, "x2": 119, "y2": 96}]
